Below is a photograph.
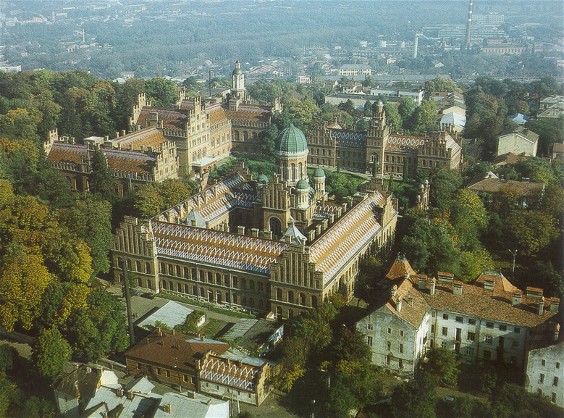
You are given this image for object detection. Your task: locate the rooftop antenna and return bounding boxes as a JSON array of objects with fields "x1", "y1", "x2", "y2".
[{"x1": 465, "y1": 0, "x2": 473, "y2": 50}]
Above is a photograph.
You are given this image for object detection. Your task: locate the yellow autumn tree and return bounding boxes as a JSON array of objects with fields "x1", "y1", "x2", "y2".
[{"x1": 0, "y1": 254, "x2": 54, "y2": 331}]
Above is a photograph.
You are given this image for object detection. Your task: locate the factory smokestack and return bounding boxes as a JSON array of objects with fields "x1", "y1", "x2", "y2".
[
  {"x1": 413, "y1": 32, "x2": 421, "y2": 59},
  {"x1": 465, "y1": 0, "x2": 473, "y2": 50}
]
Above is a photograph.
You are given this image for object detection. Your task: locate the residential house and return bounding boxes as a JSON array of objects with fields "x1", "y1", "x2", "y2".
[
  {"x1": 497, "y1": 127, "x2": 539, "y2": 157},
  {"x1": 466, "y1": 177, "x2": 545, "y2": 209},
  {"x1": 124, "y1": 329, "x2": 272, "y2": 406},
  {"x1": 52, "y1": 364, "x2": 228, "y2": 418},
  {"x1": 356, "y1": 258, "x2": 560, "y2": 377},
  {"x1": 526, "y1": 340, "x2": 564, "y2": 407}
]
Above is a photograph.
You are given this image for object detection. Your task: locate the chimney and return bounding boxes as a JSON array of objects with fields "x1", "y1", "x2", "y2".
[
  {"x1": 483, "y1": 280, "x2": 494, "y2": 293},
  {"x1": 396, "y1": 298, "x2": 403, "y2": 312},
  {"x1": 538, "y1": 297, "x2": 545, "y2": 315},
  {"x1": 452, "y1": 280, "x2": 463, "y2": 296},
  {"x1": 549, "y1": 299, "x2": 560, "y2": 312},
  {"x1": 554, "y1": 323, "x2": 560, "y2": 342},
  {"x1": 237, "y1": 225, "x2": 245, "y2": 235},
  {"x1": 526, "y1": 286, "x2": 543, "y2": 300},
  {"x1": 116, "y1": 388, "x2": 124, "y2": 397},
  {"x1": 390, "y1": 284, "x2": 398, "y2": 298},
  {"x1": 121, "y1": 130, "x2": 126, "y2": 136},
  {"x1": 250, "y1": 228, "x2": 259, "y2": 237},
  {"x1": 263, "y1": 230, "x2": 273, "y2": 240},
  {"x1": 430, "y1": 278, "x2": 436, "y2": 296},
  {"x1": 512, "y1": 292, "x2": 522, "y2": 306},
  {"x1": 163, "y1": 403, "x2": 172, "y2": 413},
  {"x1": 418, "y1": 277, "x2": 426, "y2": 290},
  {"x1": 126, "y1": 390, "x2": 134, "y2": 400}
]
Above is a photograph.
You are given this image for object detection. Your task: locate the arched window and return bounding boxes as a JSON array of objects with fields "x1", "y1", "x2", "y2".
[
  {"x1": 288, "y1": 291, "x2": 294, "y2": 304},
  {"x1": 269, "y1": 217, "x2": 282, "y2": 237},
  {"x1": 299, "y1": 293, "x2": 306, "y2": 306},
  {"x1": 276, "y1": 288, "x2": 283, "y2": 301}
]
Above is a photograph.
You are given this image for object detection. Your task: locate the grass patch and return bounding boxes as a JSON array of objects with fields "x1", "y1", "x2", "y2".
[
  {"x1": 157, "y1": 291, "x2": 255, "y2": 319},
  {"x1": 200, "y1": 318, "x2": 232, "y2": 339}
]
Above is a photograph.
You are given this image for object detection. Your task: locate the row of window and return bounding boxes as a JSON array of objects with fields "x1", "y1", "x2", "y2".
[
  {"x1": 538, "y1": 374, "x2": 559, "y2": 387},
  {"x1": 159, "y1": 264, "x2": 267, "y2": 292},
  {"x1": 274, "y1": 288, "x2": 317, "y2": 307},
  {"x1": 439, "y1": 313, "x2": 521, "y2": 333},
  {"x1": 541, "y1": 359, "x2": 561, "y2": 368}
]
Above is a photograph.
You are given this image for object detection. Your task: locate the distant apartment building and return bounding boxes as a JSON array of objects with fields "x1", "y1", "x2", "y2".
[{"x1": 339, "y1": 64, "x2": 372, "y2": 78}]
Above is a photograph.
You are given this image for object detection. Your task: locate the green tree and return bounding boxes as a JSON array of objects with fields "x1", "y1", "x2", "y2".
[
  {"x1": 60, "y1": 197, "x2": 113, "y2": 276},
  {"x1": 391, "y1": 372, "x2": 437, "y2": 418},
  {"x1": 33, "y1": 327, "x2": 71, "y2": 380},
  {"x1": 0, "y1": 345, "x2": 16, "y2": 374},
  {"x1": 504, "y1": 210, "x2": 558, "y2": 255},
  {"x1": 145, "y1": 77, "x2": 178, "y2": 108},
  {"x1": 425, "y1": 77, "x2": 458, "y2": 95},
  {"x1": 428, "y1": 168, "x2": 463, "y2": 211},
  {"x1": 89, "y1": 149, "x2": 116, "y2": 202},
  {"x1": 398, "y1": 97, "x2": 416, "y2": 130},
  {"x1": 383, "y1": 102, "x2": 402, "y2": 132},
  {"x1": 64, "y1": 288, "x2": 128, "y2": 362},
  {"x1": 419, "y1": 347, "x2": 460, "y2": 387},
  {"x1": 412, "y1": 99, "x2": 438, "y2": 133}
]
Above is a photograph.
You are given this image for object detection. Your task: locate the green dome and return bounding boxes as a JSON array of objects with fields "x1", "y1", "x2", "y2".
[
  {"x1": 257, "y1": 174, "x2": 268, "y2": 184},
  {"x1": 296, "y1": 179, "x2": 309, "y2": 190},
  {"x1": 314, "y1": 167, "x2": 325, "y2": 178},
  {"x1": 275, "y1": 124, "x2": 308, "y2": 155}
]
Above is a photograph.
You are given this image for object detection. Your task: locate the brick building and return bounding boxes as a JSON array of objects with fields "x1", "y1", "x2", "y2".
[
  {"x1": 112, "y1": 125, "x2": 398, "y2": 319},
  {"x1": 44, "y1": 127, "x2": 178, "y2": 196},
  {"x1": 124, "y1": 329, "x2": 272, "y2": 406},
  {"x1": 307, "y1": 101, "x2": 462, "y2": 179}
]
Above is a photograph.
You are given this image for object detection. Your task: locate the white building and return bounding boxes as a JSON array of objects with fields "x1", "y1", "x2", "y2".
[
  {"x1": 339, "y1": 64, "x2": 372, "y2": 78},
  {"x1": 526, "y1": 340, "x2": 563, "y2": 407},
  {"x1": 357, "y1": 258, "x2": 561, "y2": 377},
  {"x1": 497, "y1": 127, "x2": 539, "y2": 157},
  {"x1": 369, "y1": 88, "x2": 424, "y2": 105}
]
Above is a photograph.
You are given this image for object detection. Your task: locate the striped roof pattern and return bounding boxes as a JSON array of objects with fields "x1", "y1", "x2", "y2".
[
  {"x1": 47, "y1": 142, "x2": 86, "y2": 164},
  {"x1": 224, "y1": 105, "x2": 271, "y2": 122},
  {"x1": 153, "y1": 222, "x2": 288, "y2": 274},
  {"x1": 105, "y1": 149, "x2": 155, "y2": 175},
  {"x1": 181, "y1": 175, "x2": 255, "y2": 222},
  {"x1": 48, "y1": 143, "x2": 155, "y2": 174},
  {"x1": 331, "y1": 130, "x2": 366, "y2": 148},
  {"x1": 200, "y1": 355, "x2": 260, "y2": 391},
  {"x1": 310, "y1": 193, "x2": 385, "y2": 282},
  {"x1": 386, "y1": 135, "x2": 426, "y2": 152},
  {"x1": 114, "y1": 127, "x2": 168, "y2": 150}
]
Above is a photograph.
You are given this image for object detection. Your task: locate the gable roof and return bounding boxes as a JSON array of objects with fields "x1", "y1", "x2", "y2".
[
  {"x1": 125, "y1": 330, "x2": 229, "y2": 374},
  {"x1": 310, "y1": 192, "x2": 387, "y2": 283},
  {"x1": 386, "y1": 256, "x2": 417, "y2": 280},
  {"x1": 152, "y1": 222, "x2": 289, "y2": 275},
  {"x1": 467, "y1": 178, "x2": 544, "y2": 197}
]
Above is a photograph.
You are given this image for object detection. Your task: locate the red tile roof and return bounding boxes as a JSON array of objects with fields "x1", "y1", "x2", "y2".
[
  {"x1": 137, "y1": 108, "x2": 188, "y2": 130},
  {"x1": 310, "y1": 192, "x2": 387, "y2": 283},
  {"x1": 125, "y1": 330, "x2": 229, "y2": 374},
  {"x1": 115, "y1": 127, "x2": 168, "y2": 150}
]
